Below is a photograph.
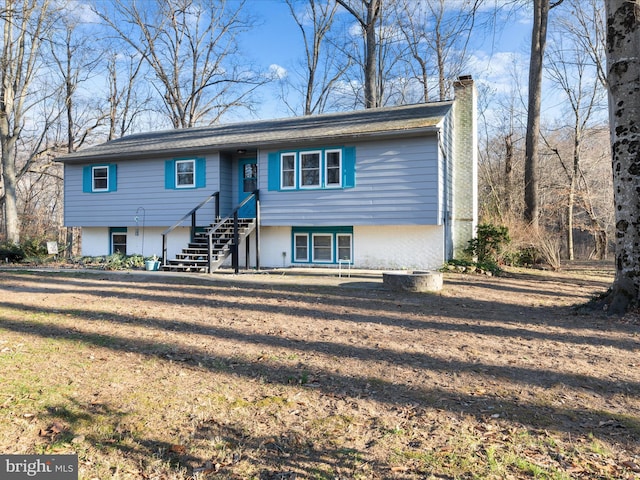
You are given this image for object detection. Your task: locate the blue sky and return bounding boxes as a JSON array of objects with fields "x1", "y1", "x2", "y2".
[{"x1": 238, "y1": 0, "x2": 535, "y2": 121}]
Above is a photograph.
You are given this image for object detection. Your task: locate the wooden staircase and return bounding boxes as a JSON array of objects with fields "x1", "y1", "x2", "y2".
[{"x1": 162, "y1": 217, "x2": 256, "y2": 273}]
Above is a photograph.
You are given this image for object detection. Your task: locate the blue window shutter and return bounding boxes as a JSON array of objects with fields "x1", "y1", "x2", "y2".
[
  {"x1": 342, "y1": 146, "x2": 356, "y2": 188},
  {"x1": 83, "y1": 166, "x2": 92, "y2": 193},
  {"x1": 108, "y1": 164, "x2": 117, "y2": 192},
  {"x1": 196, "y1": 158, "x2": 206, "y2": 188},
  {"x1": 165, "y1": 160, "x2": 175, "y2": 189},
  {"x1": 268, "y1": 152, "x2": 280, "y2": 191}
]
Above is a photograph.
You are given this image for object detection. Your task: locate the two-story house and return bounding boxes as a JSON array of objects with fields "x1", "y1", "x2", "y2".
[{"x1": 59, "y1": 76, "x2": 477, "y2": 272}]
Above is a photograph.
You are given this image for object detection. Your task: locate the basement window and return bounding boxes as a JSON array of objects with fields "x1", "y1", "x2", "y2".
[{"x1": 291, "y1": 227, "x2": 353, "y2": 265}]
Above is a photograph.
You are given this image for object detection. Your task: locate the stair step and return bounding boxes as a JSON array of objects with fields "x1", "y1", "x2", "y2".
[
  {"x1": 170, "y1": 254, "x2": 211, "y2": 260},
  {"x1": 169, "y1": 259, "x2": 209, "y2": 265},
  {"x1": 166, "y1": 216, "x2": 256, "y2": 273},
  {"x1": 162, "y1": 264, "x2": 207, "y2": 273}
]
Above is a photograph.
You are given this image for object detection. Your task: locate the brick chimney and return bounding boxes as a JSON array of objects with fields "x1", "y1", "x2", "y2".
[{"x1": 451, "y1": 75, "x2": 478, "y2": 259}]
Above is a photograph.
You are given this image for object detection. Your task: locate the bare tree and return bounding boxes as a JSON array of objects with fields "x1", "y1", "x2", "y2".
[
  {"x1": 523, "y1": 0, "x2": 564, "y2": 231},
  {"x1": 93, "y1": 0, "x2": 269, "y2": 128},
  {"x1": 395, "y1": 0, "x2": 483, "y2": 102},
  {"x1": 49, "y1": 14, "x2": 106, "y2": 153},
  {"x1": 336, "y1": 0, "x2": 382, "y2": 108},
  {"x1": 604, "y1": 0, "x2": 640, "y2": 313},
  {"x1": 575, "y1": 130, "x2": 612, "y2": 260},
  {"x1": 477, "y1": 56, "x2": 529, "y2": 224},
  {"x1": 559, "y1": 0, "x2": 607, "y2": 89},
  {"x1": 105, "y1": 51, "x2": 153, "y2": 140},
  {"x1": 0, "y1": 0, "x2": 58, "y2": 244},
  {"x1": 544, "y1": 2, "x2": 607, "y2": 260},
  {"x1": 283, "y1": 0, "x2": 349, "y2": 115}
]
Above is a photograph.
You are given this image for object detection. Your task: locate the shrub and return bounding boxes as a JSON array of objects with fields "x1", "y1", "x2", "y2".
[
  {"x1": 20, "y1": 237, "x2": 49, "y2": 259},
  {"x1": 127, "y1": 254, "x2": 146, "y2": 269},
  {"x1": 0, "y1": 242, "x2": 25, "y2": 263},
  {"x1": 443, "y1": 224, "x2": 511, "y2": 275},
  {"x1": 78, "y1": 254, "x2": 148, "y2": 270},
  {"x1": 464, "y1": 223, "x2": 510, "y2": 265}
]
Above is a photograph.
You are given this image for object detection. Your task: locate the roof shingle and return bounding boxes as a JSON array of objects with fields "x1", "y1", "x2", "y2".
[{"x1": 60, "y1": 101, "x2": 453, "y2": 163}]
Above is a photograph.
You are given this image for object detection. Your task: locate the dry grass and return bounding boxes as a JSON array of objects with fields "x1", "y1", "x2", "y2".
[{"x1": 0, "y1": 264, "x2": 639, "y2": 479}]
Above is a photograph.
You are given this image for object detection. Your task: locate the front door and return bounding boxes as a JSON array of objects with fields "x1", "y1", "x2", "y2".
[{"x1": 238, "y1": 158, "x2": 257, "y2": 218}]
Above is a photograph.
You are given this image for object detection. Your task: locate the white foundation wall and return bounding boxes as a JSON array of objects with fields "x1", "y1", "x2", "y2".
[
  {"x1": 258, "y1": 227, "x2": 295, "y2": 268},
  {"x1": 81, "y1": 228, "x2": 110, "y2": 256},
  {"x1": 258, "y1": 225, "x2": 445, "y2": 270},
  {"x1": 81, "y1": 226, "x2": 190, "y2": 260},
  {"x1": 354, "y1": 225, "x2": 445, "y2": 270},
  {"x1": 82, "y1": 225, "x2": 445, "y2": 270}
]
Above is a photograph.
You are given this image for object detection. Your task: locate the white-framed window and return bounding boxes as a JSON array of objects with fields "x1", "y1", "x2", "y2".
[
  {"x1": 176, "y1": 159, "x2": 195, "y2": 188},
  {"x1": 281, "y1": 153, "x2": 296, "y2": 189},
  {"x1": 294, "y1": 233, "x2": 309, "y2": 262},
  {"x1": 325, "y1": 150, "x2": 342, "y2": 187},
  {"x1": 111, "y1": 230, "x2": 127, "y2": 255},
  {"x1": 300, "y1": 151, "x2": 321, "y2": 188},
  {"x1": 92, "y1": 166, "x2": 109, "y2": 192},
  {"x1": 336, "y1": 234, "x2": 352, "y2": 262},
  {"x1": 269, "y1": 147, "x2": 354, "y2": 191},
  {"x1": 291, "y1": 227, "x2": 353, "y2": 264},
  {"x1": 312, "y1": 234, "x2": 333, "y2": 262}
]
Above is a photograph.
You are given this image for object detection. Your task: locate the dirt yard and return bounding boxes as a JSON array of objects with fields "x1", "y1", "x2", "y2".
[{"x1": 0, "y1": 263, "x2": 639, "y2": 479}]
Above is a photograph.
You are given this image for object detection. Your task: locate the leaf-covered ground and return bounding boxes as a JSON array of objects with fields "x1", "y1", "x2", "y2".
[{"x1": 0, "y1": 263, "x2": 639, "y2": 479}]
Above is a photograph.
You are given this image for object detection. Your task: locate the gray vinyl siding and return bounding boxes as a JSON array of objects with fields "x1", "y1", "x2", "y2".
[
  {"x1": 259, "y1": 135, "x2": 441, "y2": 226},
  {"x1": 64, "y1": 155, "x2": 221, "y2": 227},
  {"x1": 218, "y1": 153, "x2": 233, "y2": 216}
]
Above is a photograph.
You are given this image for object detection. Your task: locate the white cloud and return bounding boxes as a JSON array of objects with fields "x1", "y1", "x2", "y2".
[
  {"x1": 60, "y1": 1, "x2": 101, "y2": 23},
  {"x1": 269, "y1": 64, "x2": 288, "y2": 80},
  {"x1": 467, "y1": 50, "x2": 528, "y2": 95}
]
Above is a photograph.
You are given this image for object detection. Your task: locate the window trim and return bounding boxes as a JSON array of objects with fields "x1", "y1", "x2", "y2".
[
  {"x1": 92, "y1": 166, "x2": 109, "y2": 192},
  {"x1": 291, "y1": 227, "x2": 353, "y2": 265},
  {"x1": 299, "y1": 150, "x2": 322, "y2": 189},
  {"x1": 311, "y1": 233, "x2": 333, "y2": 263},
  {"x1": 165, "y1": 157, "x2": 206, "y2": 190},
  {"x1": 268, "y1": 146, "x2": 355, "y2": 191},
  {"x1": 293, "y1": 233, "x2": 309, "y2": 262},
  {"x1": 325, "y1": 149, "x2": 342, "y2": 188},
  {"x1": 280, "y1": 152, "x2": 296, "y2": 190},
  {"x1": 110, "y1": 227, "x2": 127, "y2": 255},
  {"x1": 83, "y1": 164, "x2": 117, "y2": 193},
  {"x1": 175, "y1": 159, "x2": 196, "y2": 188},
  {"x1": 336, "y1": 233, "x2": 353, "y2": 262}
]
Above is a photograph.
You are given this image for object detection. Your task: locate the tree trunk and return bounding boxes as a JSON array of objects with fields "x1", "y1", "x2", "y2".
[
  {"x1": 524, "y1": 0, "x2": 551, "y2": 231},
  {"x1": 364, "y1": 0, "x2": 380, "y2": 108},
  {"x1": 567, "y1": 176, "x2": 575, "y2": 261},
  {"x1": 1, "y1": 140, "x2": 19, "y2": 244},
  {"x1": 594, "y1": 229, "x2": 607, "y2": 260},
  {"x1": 605, "y1": 0, "x2": 640, "y2": 313},
  {"x1": 567, "y1": 132, "x2": 581, "y2": 261},
  {"x1": 336, "y1": 0, "x2": 382, "y2": 109},
  {"x1": 504, "y1": 133, "x2": 513, "y2": 215}
]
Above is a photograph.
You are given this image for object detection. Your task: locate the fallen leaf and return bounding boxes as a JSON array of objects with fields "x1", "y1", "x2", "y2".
[
  {"x1": 622, "y1": 461, "x2": 640, "y2": 472},
  {"x1": 391, "y1": 465, "x2": 409, "y2": 472},
  {"x1": 49, "y1": 421, "x2": 66, "y2": 434},
  {"x1": 169, "y1": 444, "x2": 186, "y2": 455}
]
